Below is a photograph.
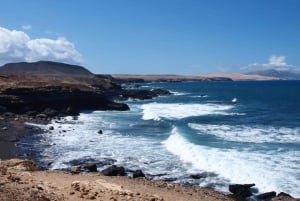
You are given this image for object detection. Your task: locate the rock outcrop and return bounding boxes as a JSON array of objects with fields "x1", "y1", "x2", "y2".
[
  {"x1": 0, "y1": 61, "x2": 172, "y2": 117},
  {"x1": 0, "y1": 85, "x2": 129, "y2": 115}
]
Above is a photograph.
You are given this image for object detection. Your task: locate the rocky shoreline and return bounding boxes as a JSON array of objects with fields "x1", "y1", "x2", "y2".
[
  {"x1": 0, "y1": 159, "x2": 298, "y2": 201},
  {"x1": 0, "y1": 73, "x2": 170, "y2": 160},
  {"x1": 0, "y1": 62, "x2": 298, "y2": 201}
]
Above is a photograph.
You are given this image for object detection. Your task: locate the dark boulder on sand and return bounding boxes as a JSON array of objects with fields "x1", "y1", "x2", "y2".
[
  {"x1": 132, "y1": 169, "x2": 145, "y2": 178},
  {"x1": 277, "y1": 192, "x2": 293, "y2": 198},
  {"x1": 229, "y1": 184, "x2": 256, "y2": 198},
  {"x1": 101, "y1": 165, "x2": 126, "y2": 176},
  {"x1": 82, "y1": 163, "x2": 97, "y2": 172},
  {"x1": 256, "y1": 191, "x2": 277, "y2": 200}
]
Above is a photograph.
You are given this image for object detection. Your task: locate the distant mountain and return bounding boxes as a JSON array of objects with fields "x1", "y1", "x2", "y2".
[
  {"x1": 0, "y1": 61, "x2": 92, "y2": 76},
  {"x1": 246, "y1": 69, "x2": 300, "y2": 80}
]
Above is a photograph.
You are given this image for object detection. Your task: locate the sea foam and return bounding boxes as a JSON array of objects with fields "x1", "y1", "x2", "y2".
[
  {"x1": 141, "y1": 102, "x2": 234, "y2": 120},
  {"x1": 163, "y1": 127, "x2": 300, "y2": 196},
  {"x1": 189, "y1": 123, "x2": 300, "y2": 144}
]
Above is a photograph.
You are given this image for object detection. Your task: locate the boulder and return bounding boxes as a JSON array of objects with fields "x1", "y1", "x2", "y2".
[
  {"x1": 70, "y1": 166, "x2": 81, "y2": 174},
  {"x1": 256, "y1": 191, "x2": 276, "y2": 200},
  {"x1": 132, "y1": 169, "x2": 145, "y2": 178},
  {"x1": 98, "y1": 130, "x2": 103, "y2": 134},
  {"x1": 229, "y1": 184, "x2": 255, "y2": 198},
  {"x1": 277, "y1": 192, "x2": 292, "y2": 198},
  {"x1": 190, "y1": 174, "x2": 204, "y2": 179},
  {"x1": 101, "y1": 165, "x2": 126, "y2": 176},
  {"x1": 83, "y1": 163, "x2": 97, "y2": 172}
]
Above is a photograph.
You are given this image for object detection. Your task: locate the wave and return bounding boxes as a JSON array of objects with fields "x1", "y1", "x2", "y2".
[
  {"x1": 163, "y1": 128, "x2": 300, "y2": 196},
  {"x1": 24, "y1": 114, "x2": 190, "y2": 178},
  {"x1": 191, "y1": 95, "x2": 209, "y2": 98},
  {"x1": 170, "y1": 91, "x2": 188, "y2": 96},
  {"x1": 141, "y1": 102, "x2": 235, "y2": 120},
  {"x1": 189, "y1": 123, "x2": 300, "y2": 144}
]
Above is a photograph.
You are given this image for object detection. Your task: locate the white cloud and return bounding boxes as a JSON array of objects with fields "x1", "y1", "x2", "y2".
[
  {"x1": 22, "y1": 24, "x2": 32, "y2": 30},
  {"x1": 242, "y1": 55, "x2": 299, "y2": 72},
  {"x1": 0, "y1": 26, "x2": 83, "y2": 65},
  {"x1": 269, "y1": 55, "x2": 287, "y2": 66}
]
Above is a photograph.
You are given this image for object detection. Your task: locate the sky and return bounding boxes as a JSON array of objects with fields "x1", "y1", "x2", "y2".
[{"x1": 0, "y1": 0, "x2": 300, "y2": 75}]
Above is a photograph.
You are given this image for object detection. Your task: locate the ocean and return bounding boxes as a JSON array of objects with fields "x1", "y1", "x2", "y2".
[{"x1": 18, "y1": 81, "x2": 300, "y2": 197}]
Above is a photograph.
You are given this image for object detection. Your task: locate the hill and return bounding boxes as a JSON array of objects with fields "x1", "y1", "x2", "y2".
[
  {"x1": 246, "y1": 69, "x2": 300, "y2": 80},
  {"x1": 0, "y1": 61, "x2": 92, "y2": 76}
]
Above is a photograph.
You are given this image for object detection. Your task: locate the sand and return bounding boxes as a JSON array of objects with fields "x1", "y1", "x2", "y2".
[
  {"x1": 0, "y1": 159, "x2": 234, "y2": 201},
  {"x1": 1, "y1": 159, "x2": 299, "y2": 201}
]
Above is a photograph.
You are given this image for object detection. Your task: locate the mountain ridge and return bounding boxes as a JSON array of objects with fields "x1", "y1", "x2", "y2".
[
  {"x1": 246, "y1": 69, "x2": 300, "y2": 80},
  {"x1": 0, "y1": 61, "x2": 92, "y2": 76}
]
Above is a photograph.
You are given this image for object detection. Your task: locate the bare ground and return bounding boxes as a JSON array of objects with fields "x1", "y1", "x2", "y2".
[{"x1": 1, "y1": 159, "x2": 298, "y2": 201}]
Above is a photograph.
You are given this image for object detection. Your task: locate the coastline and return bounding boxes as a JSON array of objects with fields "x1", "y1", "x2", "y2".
[
  {"x1": 0, "y1": 114, "x2": 299, "y2": 201},
  {"x1": 0, "y1": 113, "x2": 48, "y2": 160},
  {"x1": 0, "y1": 159, "x2": 298, "y2": 201},
  {"x1": 0, "y1": 70, "x2": 299, "y2": 200}
]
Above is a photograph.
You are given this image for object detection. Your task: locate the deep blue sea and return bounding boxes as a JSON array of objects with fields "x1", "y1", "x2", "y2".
[{"x1": 19, "y1": 81, "x2": 300, "y2": 197}]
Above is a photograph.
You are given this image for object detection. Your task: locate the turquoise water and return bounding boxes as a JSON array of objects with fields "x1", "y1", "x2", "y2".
[{"x1": 19, "y1": 81, "x2": 300, "y2": 196}]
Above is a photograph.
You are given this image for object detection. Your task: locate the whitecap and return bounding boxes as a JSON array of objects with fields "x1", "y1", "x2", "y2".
[
  {"x1": 189, "y1": 123, "x2": 300, "y2": 144},
  {"x1": 141, "y1": 102, "x2": 234, "y2": 120},
  {"x1": 163, "y1": 128, "x2": 300, "y2": 197}
]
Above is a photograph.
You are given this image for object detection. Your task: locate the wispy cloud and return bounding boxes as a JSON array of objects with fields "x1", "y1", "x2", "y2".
[
  {"x1": 242, "y1": 55, "x2": 299, "y2": 72},
  {"x1": 0, "y1": 26, "x2": 83, "y2": 65},
  {"x1": 21, "y1": 24, "x2": 32, "y2": 30}
]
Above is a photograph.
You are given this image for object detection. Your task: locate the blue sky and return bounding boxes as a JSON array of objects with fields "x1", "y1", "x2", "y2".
[{"x1": 0, "y1": 0, "x2": 299, "y2": 74}]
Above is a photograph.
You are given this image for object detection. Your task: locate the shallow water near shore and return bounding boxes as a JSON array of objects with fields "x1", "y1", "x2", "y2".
[{"x1": 18, "y1": 81, "x2": 300, "y2": 197}]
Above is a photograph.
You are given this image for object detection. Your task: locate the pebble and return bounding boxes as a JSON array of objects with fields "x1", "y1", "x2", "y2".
[{"x1": 1, "y1": 126, "x2": 8, "y2": 131}]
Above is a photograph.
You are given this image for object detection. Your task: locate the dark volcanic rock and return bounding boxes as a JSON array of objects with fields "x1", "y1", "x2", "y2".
[
  {"x1": 132, "y1": 169, "x2": 145, "y2": 178},
  {"x1": 190, "y1": 174, "x2": 204, "y2": 179},
  {"x1": 256, "y1": 191, "x2": 276, "y2": 200},
  {"x1": 101, "y1": 165, "x2": 126, "y2": 176},
  {"x1": 82, "y1": 163, "x2": 97, "y2": 172},
  {"x1": 0, "y1": 86, "x2": 129, "y2": 115},
  {"x1": 116, "y1": 88, "x2": 171, "y2": 101},
  {"x1": 277, "y1": 192, "x2": 292, "y2": 198},
  {"x1": 229, "y1": 184, "x2": 256, "y2": 198}
]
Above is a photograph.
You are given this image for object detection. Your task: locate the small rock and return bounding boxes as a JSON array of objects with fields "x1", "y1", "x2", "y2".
[
  {"x1": 190, "y1": 174, "x2": 203, "y2": 179},
  {"x1": 37, "y1": 184, "x2": 44, "y2": 191},
  {"x1": 49, "y1": 126, "x2": 54, "y2": 130},
  {"x1": 1, "y1": 126, "x2": 8, "y2": 131},
  {"x1": 71, "y1": 181, "x2": 81, "y2": 191},
  {"x1": 98, "y1": 130, "x2": 103, "y2": 134},
  {"x1": 133, "y1": 169, "x2": 145, "y2": 178},
  {"x1": 71, "y1": 167, "x2": 81, "y2": 174},
  {"x1": 83, "y1": 163, "x2": 97, "y2": 172}
]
